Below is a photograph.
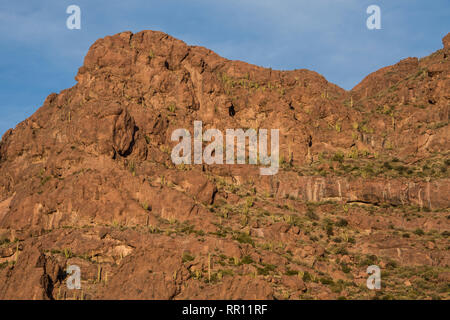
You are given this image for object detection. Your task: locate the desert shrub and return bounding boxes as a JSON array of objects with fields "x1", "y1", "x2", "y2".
[
  {"x1": 182, "y1": 252, "x2": 195, "y2": 263},
  {"x1": 336, "y1": 218, "x2": 348, "y2": 227},
  {"x1": 331, "y1": 151, "x2": 345, "y2": 163},
  {"x1": 306, "y1": 210, "x2": 319, "y2": 221},
  {"x1": 326, "y1": 224, "x2": 334, "y2": 236},
  {"x1": 233, "y1": 232, "x2": 254, "y2": 246},
  {"x1": 302, "y1": 271, "x2": 312, "y2": 282},
  {"x1": 240, "y1": 255, "x2": 254, "y2": 264},
  {"x1": 257, "y1": 263, "x2": 276, "y2": 275},
  {"x1": 341, "y1": 263, "x2": 351, "y2": 273},
  {"x1": 319, "y1": 277, "x2": 334, "y2": 285}
]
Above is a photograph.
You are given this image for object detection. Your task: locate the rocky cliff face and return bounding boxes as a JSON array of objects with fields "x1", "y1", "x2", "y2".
[{"x1": 0, "y1": 30, "x2": 448, "y2": 300}]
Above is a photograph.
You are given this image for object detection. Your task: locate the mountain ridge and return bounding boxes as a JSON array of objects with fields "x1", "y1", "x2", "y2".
[{"x1": 0, "y1": 30, "x2": 448, "y2": 300}]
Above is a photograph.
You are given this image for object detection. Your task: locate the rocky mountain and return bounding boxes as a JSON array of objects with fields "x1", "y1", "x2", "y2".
[{"x1": 0, "y1": 30, "x2": 448, "y2": 299}]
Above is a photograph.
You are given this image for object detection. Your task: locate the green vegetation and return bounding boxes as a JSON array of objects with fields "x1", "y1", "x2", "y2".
[
  {"x1": 182, "y1": 252, "x2": 195, "y2": 263},
  {"x1": 167, "y1": 102, "x2": 176, "y2": 113}
]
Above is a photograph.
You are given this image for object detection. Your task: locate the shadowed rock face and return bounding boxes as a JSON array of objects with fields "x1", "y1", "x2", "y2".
[{"x1": 0, "y1": 30, "x2": 448, "y2": 300}]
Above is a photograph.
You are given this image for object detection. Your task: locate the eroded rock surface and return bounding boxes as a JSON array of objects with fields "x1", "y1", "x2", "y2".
[{"x1": 0, "y1": 30, "x2": 448, "y2": 300}]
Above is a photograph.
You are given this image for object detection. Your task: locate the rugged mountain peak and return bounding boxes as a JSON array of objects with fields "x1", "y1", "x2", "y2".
[
  {"x1": 0, "y1": 30, "x2": 448, "y2": 300},
  {"x1": 351, "y1": 57, "x2": 419, "y2": 99},
  {"x1": 443, "y1": 32, "x2": 450, "y2": 50}
]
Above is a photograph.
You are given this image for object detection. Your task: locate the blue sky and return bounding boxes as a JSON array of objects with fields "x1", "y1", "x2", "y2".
[{"x1": 0, "y1": 0, "x2": 449, "y2": 136}]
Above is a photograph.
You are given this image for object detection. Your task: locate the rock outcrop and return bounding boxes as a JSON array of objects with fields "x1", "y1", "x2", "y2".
[{"x1": 0, "y1": 31, "x2": 448, "y2": 300}]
